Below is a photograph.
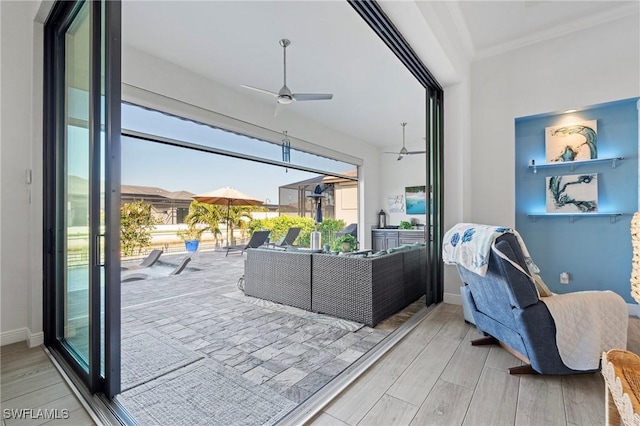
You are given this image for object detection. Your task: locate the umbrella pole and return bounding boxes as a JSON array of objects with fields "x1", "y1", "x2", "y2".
[{"x1": 227, "y1": 199, "x2": 231, "y2": 246}]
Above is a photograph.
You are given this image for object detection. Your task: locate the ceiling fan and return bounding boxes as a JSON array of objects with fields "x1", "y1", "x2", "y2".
[
  {"x1": 384, "y1": 122, "x2": 426, "y2": 161},
  {"x1": 241, "y1": 39, "x2": 333, "y2": 116}
]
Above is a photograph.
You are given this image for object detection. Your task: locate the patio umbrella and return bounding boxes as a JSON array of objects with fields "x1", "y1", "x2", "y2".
[{"x1": 192, "y1": 187, "x2": 263, "y2": 245}]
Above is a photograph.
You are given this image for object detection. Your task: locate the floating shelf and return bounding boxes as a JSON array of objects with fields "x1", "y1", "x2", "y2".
[
  {"x1": 529, "y1": 157, "x2": 624, "y2": 173},
  {"x1": 527, "y1": 213, "x2": 625, "y2": 223}
]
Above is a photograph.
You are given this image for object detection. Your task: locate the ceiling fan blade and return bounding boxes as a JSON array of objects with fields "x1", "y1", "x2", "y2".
[
  {"x1": 406, "y1": 151, "x2": 427, "y2": 155},
  {"x1": 384, "y1": 151, "x2": 400, "y2": 154},
  {"x1": 397, "y1": 154, "x2": 405, "y2": 161},
  {"x1": 241, "y1": 85, "x2": 278, "y2": 98},
  {"x1": 292, "y1": 93, "x2": 333, "y2": 101}
]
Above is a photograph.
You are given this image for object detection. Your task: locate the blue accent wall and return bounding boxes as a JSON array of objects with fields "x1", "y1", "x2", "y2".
[{"x1": 515, "y1": 98, "x2": 638, "y2": 303}]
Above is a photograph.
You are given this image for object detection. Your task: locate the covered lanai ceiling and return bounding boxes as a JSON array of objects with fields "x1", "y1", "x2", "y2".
[{"x1": 121, "y1": 1, "x2": 636, "y2": 150}]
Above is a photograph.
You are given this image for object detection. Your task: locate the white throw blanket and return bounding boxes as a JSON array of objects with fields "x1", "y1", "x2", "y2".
[
  {"x1": 443, "y1": 223, "x2": 539, "y2": 276},
  {"x1": 541, "y1": 291, "x2": 628, "y2": 370}
]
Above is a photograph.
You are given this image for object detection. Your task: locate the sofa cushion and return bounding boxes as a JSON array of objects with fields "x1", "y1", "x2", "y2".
[
  {"x1": 368, "y1": 250, "x2": 388, "y2": 258},
  {"x1": 387, "y1": 245, "x2": 411, "y2": 253}
]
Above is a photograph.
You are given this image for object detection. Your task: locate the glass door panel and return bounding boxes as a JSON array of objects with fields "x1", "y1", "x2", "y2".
[
  {"x1": 45, "y1": 0, "x2": 121, "y2": 397},
  {"x1": 61, "y1": 0, "x2": 91, "y2": 368}
]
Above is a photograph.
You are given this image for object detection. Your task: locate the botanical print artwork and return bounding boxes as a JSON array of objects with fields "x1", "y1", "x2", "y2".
[
  {"x1": 387, "y1": 195, "x2": 404, "y2": 213},
  {"x1": 546, "y1": 174, "x2": 598, "y2": 213},
  {"x1": 545, "y1": 120, "x2": 597, "y2": 163},
  {"x1": 405, "y1": 186, "x2": 426, "y2": 214}
]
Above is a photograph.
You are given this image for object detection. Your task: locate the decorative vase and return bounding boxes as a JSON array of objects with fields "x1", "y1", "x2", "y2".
[
  {"x1": 342, "y1": 242, "x2": 351, "y2": 252},
  {"x1": 185, "y1": 240, "x2": 199, "y2": 253}
]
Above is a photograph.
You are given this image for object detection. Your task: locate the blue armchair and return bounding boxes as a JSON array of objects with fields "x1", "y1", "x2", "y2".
[{"x1": 458, "y1": 233, "x2": 611, "y2": 375}]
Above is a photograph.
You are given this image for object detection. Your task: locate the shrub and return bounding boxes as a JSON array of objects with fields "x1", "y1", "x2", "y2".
[
  {"x1": 121, "y1": 201, "x2": 159, "y2": 256},
  {"x1": 248, "y1": 216, "x2": 347, "y2": 247},
  {"x1": 316, "y1": 218, "x2": 347, "y2": 247},
  {"x1": 248, "y1": 216, "x2": 315, "y2": 246}
]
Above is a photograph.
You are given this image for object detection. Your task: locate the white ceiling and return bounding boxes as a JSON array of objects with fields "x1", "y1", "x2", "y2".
[
  {"x1": 122, "y1": 1, "x2": 425, "y2": 151},
  {"x1": 453, "y1": 0, "x2": 639, "y2": 59},
  {"x1": 121, "y1": 1, "x2": 636, "y2": 150}
]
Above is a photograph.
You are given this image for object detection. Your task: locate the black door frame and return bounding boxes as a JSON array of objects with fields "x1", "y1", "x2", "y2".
[
  {"x1": 349, "y1": 0, "x2": 445, "y2": 304},
  {"x1": 43, "y1": 0, "x2": 121, "y2": 398}
]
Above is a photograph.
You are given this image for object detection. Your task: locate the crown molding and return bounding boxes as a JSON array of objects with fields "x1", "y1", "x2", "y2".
[{"x1": 474, "y1": 2, "x2": 639, "y2": 61}]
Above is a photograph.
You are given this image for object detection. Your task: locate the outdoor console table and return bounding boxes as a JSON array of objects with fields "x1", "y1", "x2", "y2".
[{"x1": 602, "y1": 349, "x2": 640, "y2": 426}]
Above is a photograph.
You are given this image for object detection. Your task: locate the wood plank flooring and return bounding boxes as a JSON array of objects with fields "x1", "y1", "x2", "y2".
[
  {"x1": 309, "y1": 303, "x2": 640, "y2": 426},
  {"x1": 1, "y1": 343, "x2": 95, "y2": 426}
]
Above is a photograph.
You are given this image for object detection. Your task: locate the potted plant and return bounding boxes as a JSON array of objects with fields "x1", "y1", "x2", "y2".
[
  {"x1": 334, "y1": 234, "x2": 357, "y2": 253},
  {"x1": 177, "y1": 226, "x2": 203, "y2": 253},
  {"x1": 399, "y1": 220, "x2": 413, "y2": 230}
]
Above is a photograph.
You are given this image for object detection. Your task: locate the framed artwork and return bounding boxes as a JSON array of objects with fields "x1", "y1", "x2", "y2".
[
  {"x1": 405, "y1": 186, "x2": 426, "y2": 214},
  {"x1": 545, "y1": 120, "x2": 597, "y2": 163},
  {"x1": 546, "y1": 174, "x2": 598, "y2": 213},
  {"x1": 387, "y1": 195, "x2": 404, "y2": 213}
]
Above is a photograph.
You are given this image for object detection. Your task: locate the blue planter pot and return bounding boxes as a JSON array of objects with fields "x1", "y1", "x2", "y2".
[{"x1": 185, "y1": 240, "x2": 199, "y2": 253}]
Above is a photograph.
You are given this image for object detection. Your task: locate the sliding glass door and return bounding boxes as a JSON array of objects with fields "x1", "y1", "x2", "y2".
[
  {"x1": 44, "y1": 0, "x2": 121, "y2": 397},
  {"x1": 349, "y1": 0, "x2": 445, "y2": 304}
]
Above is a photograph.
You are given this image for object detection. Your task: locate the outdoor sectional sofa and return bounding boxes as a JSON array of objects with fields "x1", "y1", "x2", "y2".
[{"x1": 244, "y1": 245, "x2": 426, "y2": 326}]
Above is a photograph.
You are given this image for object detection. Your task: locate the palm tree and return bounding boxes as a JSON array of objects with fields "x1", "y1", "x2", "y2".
[
  {"x1": 184, "y1": 201, "x2": 224, "y2": 245},
  {"x1": 227, "y1": 206, "x2": 264, "y2": 245}
]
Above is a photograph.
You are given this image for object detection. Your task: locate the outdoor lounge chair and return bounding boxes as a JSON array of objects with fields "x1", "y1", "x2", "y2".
[
  {"x1": 336, "y1": 223, "x2": 357, "y2": 238},
  {"x1": 269, "y1": 227, "x2": 301, "y2": 248},
  {"x1": 224, "y1": 230, "x2": 270, "y2": 256},
  {"x1": 121, "y1": 255, "x2": 192, "y2": 282},
  {"x1": 121, "y1": 249, "x2": 162, "y2": 270}
]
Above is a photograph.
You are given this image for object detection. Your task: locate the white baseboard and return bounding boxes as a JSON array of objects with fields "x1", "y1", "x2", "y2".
[
  {"x1": 1, "y1": 328, "x2": 44, "y2": 347},
  {"x1": 629, "y1": 303, "x2": 640, "y2": 318},
  {"x1": 28, "y1": 331, "x2": 44, "y2": 347},
  {"x1": 443, "y1": 292, "x2": 462, "y2": 305},
  {"x1": 1, "y1": 328, "x2": 29, "y2": 346}
]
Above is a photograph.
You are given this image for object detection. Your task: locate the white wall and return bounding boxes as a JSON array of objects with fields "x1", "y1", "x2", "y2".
[
  {"x1": 121, "y1": 46, "x2": 382, "y2": 247},
  {"x1": 0, "y1": 1, "x2": 45, "y2": 346},
  {"x1": 378, "y1": 150, "x2": 427, "y2": 227},
  {"x1": 470, "y1": 14, "x2": 640, "y2": 228}
]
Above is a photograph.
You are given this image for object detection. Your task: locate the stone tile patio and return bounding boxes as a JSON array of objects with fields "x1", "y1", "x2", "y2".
[{"x1": 117, "y1": 249, "x2": 424, "y2": 425}]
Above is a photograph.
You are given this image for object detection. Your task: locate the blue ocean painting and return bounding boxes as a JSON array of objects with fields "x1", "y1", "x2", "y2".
[{"x1": 405, "y1": 186, "x2": 427, "y2": 214}]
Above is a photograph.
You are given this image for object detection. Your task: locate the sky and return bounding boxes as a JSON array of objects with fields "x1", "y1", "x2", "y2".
[
  {"x1": 120, "y1": 104, "x2": 356, "y2": 202},
  {"x1": 121, "y1": 136, "x2": 318, "y2": 202}
]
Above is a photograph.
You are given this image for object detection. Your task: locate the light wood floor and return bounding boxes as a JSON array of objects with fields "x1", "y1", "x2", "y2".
[
  {"x1": 1, "y1": 343, "x2": 95, "y2": 426},
  {"x1": 309, "y1": 303, "x2": 640, "y2": 426}
]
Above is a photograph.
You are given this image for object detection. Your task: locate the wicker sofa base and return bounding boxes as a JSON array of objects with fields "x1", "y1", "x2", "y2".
[
  {"x1": 244, "y1": 247, "x2": 426, "y2": 327},
  {"x1": 244, "y1": 250, "x2": 312, "y2": 310},
  {"x1": 312, "y1": 248, "x2": 426, "y2": 326}
]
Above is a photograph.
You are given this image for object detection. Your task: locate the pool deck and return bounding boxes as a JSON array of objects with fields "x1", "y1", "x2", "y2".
[{"x1": 117, "y1": 249, "x2": 424, "y2": 425}]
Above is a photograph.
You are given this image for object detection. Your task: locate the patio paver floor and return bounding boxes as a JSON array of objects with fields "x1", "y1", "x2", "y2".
[{"x1": 117, "y1": 249, "x2": 421, "y2": 425}]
